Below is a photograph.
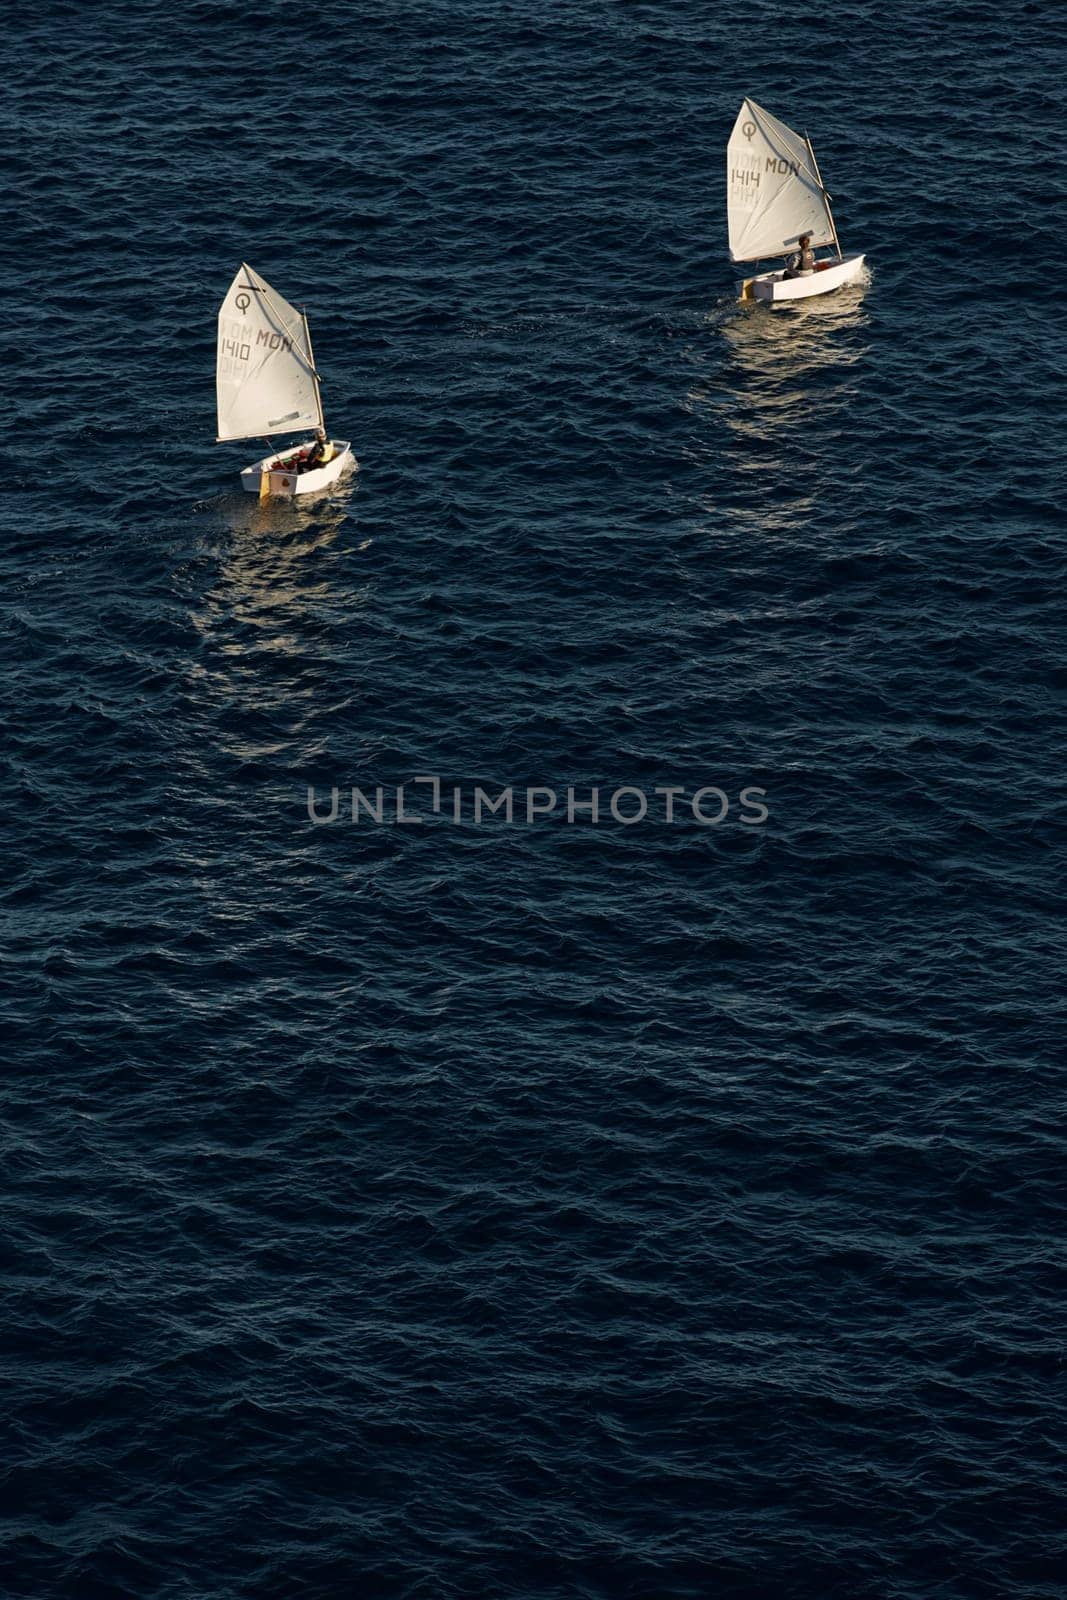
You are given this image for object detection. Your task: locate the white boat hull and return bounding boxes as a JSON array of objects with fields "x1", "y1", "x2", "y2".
[
  {"x1": 239, "y1": 440, "x2": 357, "y2": 497},
  {"x1": 743, "y1": 253, "x2": 866, "y2": 303}
]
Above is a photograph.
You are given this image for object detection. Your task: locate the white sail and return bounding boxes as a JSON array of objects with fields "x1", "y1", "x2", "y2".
[
  {"x1": 727, "y1": 99, "x2": 836, "y2": 263},
  {"x1": 216, "y1": 264, "x2": 323, "y2": 441}
]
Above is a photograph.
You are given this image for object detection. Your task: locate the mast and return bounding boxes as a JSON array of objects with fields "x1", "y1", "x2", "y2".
[
  {"x1": 301, "y1": 308, "x2": 326, "y2": 433},
  {"x1": 805, "y1": 133, "x2": 842, "y2": 260}
]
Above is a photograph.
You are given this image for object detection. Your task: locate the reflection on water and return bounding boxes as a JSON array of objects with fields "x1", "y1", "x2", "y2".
[
  {"x1": 681, "y1": 275, "x2": 871, "y2": 537},
  {"x1": 220, "y1": 494, "x2": 352, "y2": 584},
  {"x1": 195, "y1": 476, "x2": 366, "y2": 650},
  {"x1": 184, "y1": 474, "x2": 372, "y2": 742},
  {"x1": 720, "y1": 289, "x2": 869, "y2": 437},
  {"x1": 170, "y1": 479, "x2": 373, "y2": 923}
]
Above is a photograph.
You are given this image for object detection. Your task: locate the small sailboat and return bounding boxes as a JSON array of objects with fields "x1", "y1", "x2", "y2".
[
  {"x1": 216, "y1": 263, "x2": 357, "y2": 497},
  {"x1": 727, "y1": 99, "x2": 865, "y2": 303}
]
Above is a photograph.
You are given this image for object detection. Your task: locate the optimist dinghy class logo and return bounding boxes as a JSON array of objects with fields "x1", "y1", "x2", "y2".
[{"x1": 306, "y1": 778, "x2": 770, "y2": 828}]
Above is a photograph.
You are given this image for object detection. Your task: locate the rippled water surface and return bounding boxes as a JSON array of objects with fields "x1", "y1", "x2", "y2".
[{"x1": 3, "y1": 2, "x2": 1065, "y2": 1596}]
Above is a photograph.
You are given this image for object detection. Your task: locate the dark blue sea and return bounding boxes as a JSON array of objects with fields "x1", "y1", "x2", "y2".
[{"x1": 3, "y1": 2, "x2": 1065, "y2": 1596}]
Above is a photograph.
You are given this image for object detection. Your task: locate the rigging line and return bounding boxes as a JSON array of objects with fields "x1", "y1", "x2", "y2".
[
  {"x1": 749, "y1": 101, "x2": 822, "y2": 189},
  {"x1": 254, "y1": 279, "x2": 320, "y2": 378}
]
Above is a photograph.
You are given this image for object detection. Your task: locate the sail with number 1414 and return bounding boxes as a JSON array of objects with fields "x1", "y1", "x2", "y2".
[{"x1": 726, "y1": 100, "x2": 866, "y2": 303}]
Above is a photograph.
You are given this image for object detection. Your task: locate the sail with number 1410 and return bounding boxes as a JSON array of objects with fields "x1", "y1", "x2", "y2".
[{"x1": 216, "y1": 263, "x2": 357, "y2": 498}]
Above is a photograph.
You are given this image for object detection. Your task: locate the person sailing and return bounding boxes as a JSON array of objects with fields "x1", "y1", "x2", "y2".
[
  {"x1": 303, "y1": 428, "x2": 335, "y2": 471},
  {"x1": 785, "y1": 233, "x2": 816, "y2": 278}
]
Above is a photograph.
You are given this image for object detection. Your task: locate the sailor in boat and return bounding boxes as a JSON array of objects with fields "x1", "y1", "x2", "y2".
[
  {"x1": 785, "y1": 233, "x2": 816, "y2": 279},
  {"x1": 301, "y1": 428, "x2": 335, "y2": 472},
  {"x1": 283, "y1": 430, "x2": 335, "y2": 475}
]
